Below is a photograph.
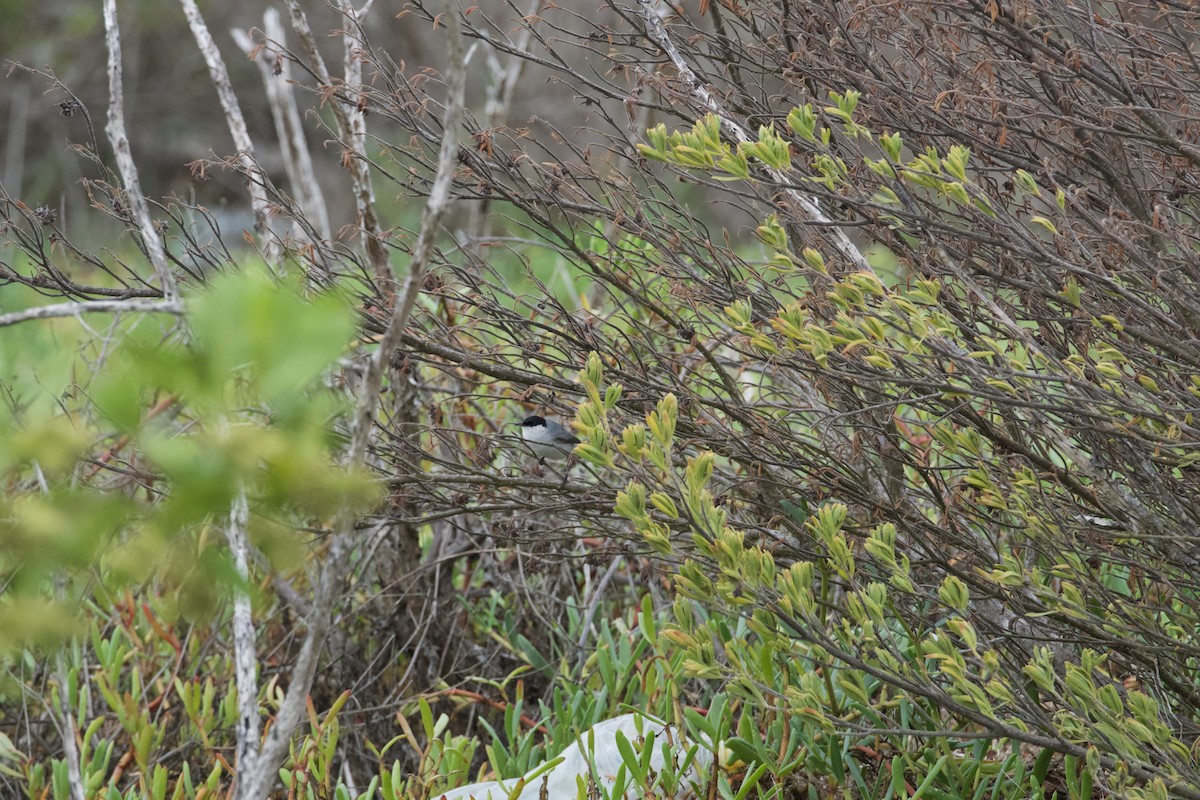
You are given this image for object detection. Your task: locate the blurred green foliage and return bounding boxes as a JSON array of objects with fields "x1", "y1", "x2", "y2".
[{"x1": 0, "y1": 267, "x2": 375, "y2": 653}]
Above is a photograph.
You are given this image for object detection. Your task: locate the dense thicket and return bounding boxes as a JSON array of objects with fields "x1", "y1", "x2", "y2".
[{"x1": 2, "y1": 1, "x2": 1200, "y2": 798}]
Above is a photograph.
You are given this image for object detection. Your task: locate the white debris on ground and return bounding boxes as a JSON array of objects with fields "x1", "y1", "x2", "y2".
[{"x1": 434, "y1": 712, "x2": 714, "y2": 800}]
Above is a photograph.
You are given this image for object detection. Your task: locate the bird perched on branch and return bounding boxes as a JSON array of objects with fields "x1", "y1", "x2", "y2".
[{"x1": 516, "y1": 415, "x2": 580, "y2": 463}]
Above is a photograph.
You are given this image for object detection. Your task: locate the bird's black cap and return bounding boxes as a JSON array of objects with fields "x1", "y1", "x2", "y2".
[{"x1": 519, "y1": 415, "x2": 547, "y2": 427}]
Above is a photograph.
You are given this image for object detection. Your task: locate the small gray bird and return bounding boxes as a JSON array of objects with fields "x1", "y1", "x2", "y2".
[{"x1": 516, "y1": 415, "x2": 580, "y2": 462}]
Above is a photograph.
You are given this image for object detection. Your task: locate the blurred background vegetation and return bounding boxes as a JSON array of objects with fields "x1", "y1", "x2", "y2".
[{"x1": 1, "y1": 0, "x2": 658, "y2": 254}]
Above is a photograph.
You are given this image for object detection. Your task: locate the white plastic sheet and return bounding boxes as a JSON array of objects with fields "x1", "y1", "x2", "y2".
[{"x1": 434, "y1": 712, "x2": 712, "y2": 800}]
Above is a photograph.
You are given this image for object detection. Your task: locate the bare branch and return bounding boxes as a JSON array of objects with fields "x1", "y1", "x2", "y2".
[
  {"x1": 282, "y1": 0, "x2": 389, "y2": 285},
  {"x1": 179, "y1": 0, "x2": 277, "y2": 262},
  {"x1": 333, "y1": 0, "x2": 391, "y2": 285},
  {"x1": 50, "y1": 653, "x2": 85, "y2": 800},
  {"x1": 231, "y1": 10, "x2": 332, "y2": 243},
  {"x1": 232, "y1": 4, "x2": 465, "y2": 798},
  {"x1": 224, "y1": 489, "x2": 260, "y2": 777},
  {"x1": 0, "y1": 299, "x2": 183, "y2": 329},
  {"x1": 102, "y1": 0, "x2": 178, "y2": 301}
]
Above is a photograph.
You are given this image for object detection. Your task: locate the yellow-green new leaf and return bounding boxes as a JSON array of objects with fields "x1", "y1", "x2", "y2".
[{"x1": 1030, "y1": 216, "x2": 1058, "y2": 235}]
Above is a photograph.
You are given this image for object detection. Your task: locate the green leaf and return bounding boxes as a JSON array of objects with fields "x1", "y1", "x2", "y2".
[
  {"x1": 1029, "y1": 216, "x2": 1058, "y2": 235},
  {"x1": 1014, "y1": 168, "x2": 1041, "y2": 196},
  {"x1": 937, "y1": 576, "x2": 969, "y2": 612},
  {"x1": 880, "y1": 132, "x2": 903, "y2": 162},
  {"x1": 786, "y1": 105, "x2": 817, "y2": 141}
]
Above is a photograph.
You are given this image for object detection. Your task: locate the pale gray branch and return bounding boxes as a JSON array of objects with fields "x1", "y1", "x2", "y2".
[
  {"x1": 52, "y1": 654, "x2": 85, "y2": 800},
  {"x1": 102, "y1": 0, "x2": 178, "y2": 301},
  {"x1": 0, "y1": 299, "x2": 183, "y2": 329},
  {"x1": 180, "y1": 0, "x2": 278, "y2": 263},
  {"x1": 333, "y1": 0, "x2": 391, "y2": 283},
  {"x1": 224, "y1": 489, "x2": 261, "y2": 777},
  {"x1": 231, "y1": 10, "x2": 331, "y2": 243}
]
